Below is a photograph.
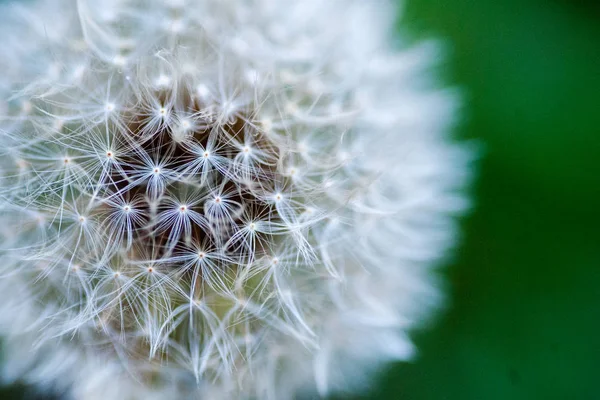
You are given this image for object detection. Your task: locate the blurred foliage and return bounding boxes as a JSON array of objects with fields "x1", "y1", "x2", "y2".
[{"x1": 2, "y1": 0, "x2": 599, "y2": 399}]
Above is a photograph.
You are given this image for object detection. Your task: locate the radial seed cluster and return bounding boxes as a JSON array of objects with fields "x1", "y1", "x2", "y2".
[{"x1": 0, "y1": 0, "x2": 472, "y2": 399}]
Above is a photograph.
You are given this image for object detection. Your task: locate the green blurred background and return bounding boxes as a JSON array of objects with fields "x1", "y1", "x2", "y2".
[
  {"x1": 351, "y1": 0, "x2": 600, "y2": 399},
  {"x1": 2, "y1": 0, "x2": 599, "y2": 399}
]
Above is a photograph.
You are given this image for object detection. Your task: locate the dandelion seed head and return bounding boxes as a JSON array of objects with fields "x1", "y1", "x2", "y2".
[{"x1": 0, "y1": 0, "x2": 472, "y2": 399}]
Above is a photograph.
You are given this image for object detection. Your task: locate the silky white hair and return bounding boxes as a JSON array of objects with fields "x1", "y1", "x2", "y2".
[{"x1": 0, "y1": 0, "x2": 472, "y2": 399}]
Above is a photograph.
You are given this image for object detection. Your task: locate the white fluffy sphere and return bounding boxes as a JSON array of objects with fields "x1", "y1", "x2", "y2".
[{"x1": 0, "y1": 0, "x2": 472, "y2": 399}]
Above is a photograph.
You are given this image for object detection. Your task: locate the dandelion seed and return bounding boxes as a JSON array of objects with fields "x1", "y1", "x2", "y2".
[
  {"x1": 155, "y1": 75, "x2": 171, "y2": 88},
  {"x1": 112, "y1": 55, "x2": 127, "y2": 66},
  {"x1": 196, "y1": 83, "x2": 211, "y2": 101},
  {"x1": 180, "y1": 119, "x2": 191, "y2": 130}
]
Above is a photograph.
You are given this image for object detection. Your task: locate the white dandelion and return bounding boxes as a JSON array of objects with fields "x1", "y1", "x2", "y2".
[{"x1": 0, "y1": 0, "x2": 472, "y2": 399}]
